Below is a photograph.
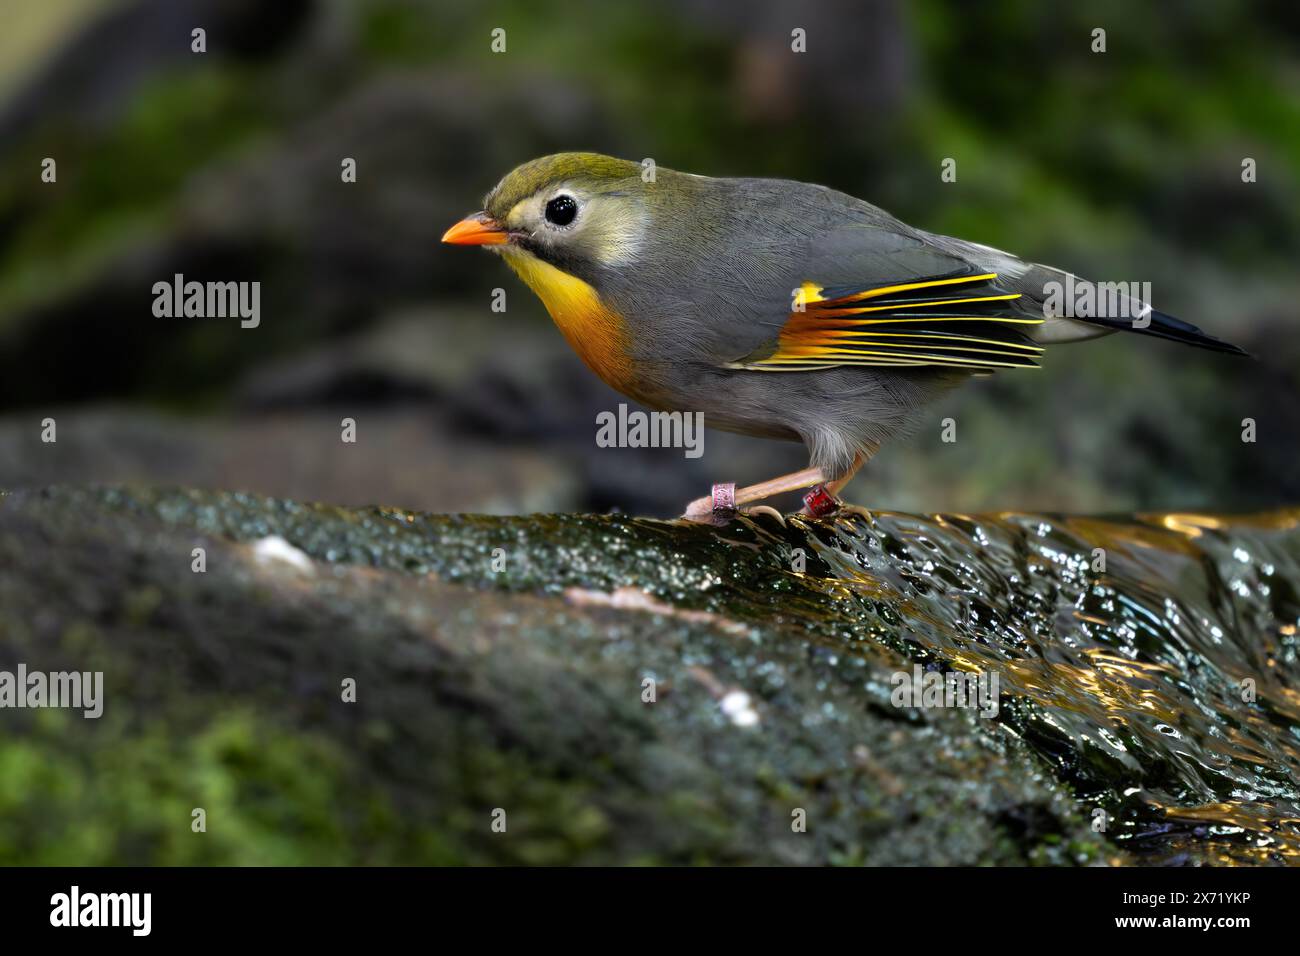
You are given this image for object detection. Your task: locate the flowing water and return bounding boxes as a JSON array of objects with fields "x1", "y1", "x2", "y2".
[{"x1": 785, "y1": 507, "x2": 1300, "y2": 864}]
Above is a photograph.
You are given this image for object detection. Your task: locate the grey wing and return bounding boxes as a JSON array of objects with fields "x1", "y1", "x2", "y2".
[{"x1": 721, "y1": 221, "x2": 1047, "y2": 372}]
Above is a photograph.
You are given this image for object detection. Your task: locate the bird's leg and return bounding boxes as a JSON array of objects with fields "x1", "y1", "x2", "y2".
[
  {"x1": 681, "y1": 466, "x2": 826, "y2": 523},
  {"x1": 825, "y1": 453, "x2": 867, "y2": 497}
]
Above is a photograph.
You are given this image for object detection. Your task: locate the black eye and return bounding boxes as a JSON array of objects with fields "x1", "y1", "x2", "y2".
[{"x1": 544, "y1": 194, "x2": 578, "y2": 227}]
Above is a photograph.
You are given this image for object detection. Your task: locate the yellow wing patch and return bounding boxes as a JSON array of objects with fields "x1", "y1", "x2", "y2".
[{"x1": 735, "y1": 272, "x2": 1045, "y2": 372}]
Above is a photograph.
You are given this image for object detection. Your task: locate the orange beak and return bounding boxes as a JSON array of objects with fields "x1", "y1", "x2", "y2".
[{"x1": 441, "y1": 211, "x2": 510, "y2": 246}]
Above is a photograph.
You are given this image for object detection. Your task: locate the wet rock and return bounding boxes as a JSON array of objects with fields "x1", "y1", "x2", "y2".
[
  {"x1": 7, "y1": 485, "x2": 1297, "y2": 863},
  {"x1": 0, "y1": 485, "x2": 1118, "y2": 865}
]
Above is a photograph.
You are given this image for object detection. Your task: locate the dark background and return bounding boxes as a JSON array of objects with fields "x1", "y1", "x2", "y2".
[{"x1": 1, "y1": 0, "x2": 1297, "y2": 516}]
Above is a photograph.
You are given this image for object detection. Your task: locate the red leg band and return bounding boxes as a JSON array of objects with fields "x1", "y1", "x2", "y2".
[{"x1": 803, "y1": 484, "x2": 840, "y2": 517}]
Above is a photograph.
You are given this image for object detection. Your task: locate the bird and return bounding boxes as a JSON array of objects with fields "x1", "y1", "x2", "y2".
[{"x1": 442, "y1": 152, "x2": 1247, "y2": 523}]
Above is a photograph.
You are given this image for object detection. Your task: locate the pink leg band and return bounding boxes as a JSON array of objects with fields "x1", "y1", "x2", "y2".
[{"x1": 711, "y1": 482, "x2": 737, "y2": 519}]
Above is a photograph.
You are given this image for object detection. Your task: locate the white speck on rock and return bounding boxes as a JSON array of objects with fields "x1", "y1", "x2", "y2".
[
  {"x1": 719, "y1": 690, "x2": 760, "y2": 728},
  {"x1": 251, "y1": 535, "x2": 314, "y2": 573}
]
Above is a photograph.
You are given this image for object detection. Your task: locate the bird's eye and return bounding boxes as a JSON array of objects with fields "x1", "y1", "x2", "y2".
[{"x1": 544, "y1": 194, "x2": 578, "y2": 227}]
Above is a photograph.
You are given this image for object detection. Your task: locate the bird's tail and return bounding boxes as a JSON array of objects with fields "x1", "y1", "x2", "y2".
[
  {"x1": 1014, "y1": 265, "x2": 1250, "y2": 356},
  {"x1": 1078, "y1": 306, "x2": 1249, "y2": 355}
]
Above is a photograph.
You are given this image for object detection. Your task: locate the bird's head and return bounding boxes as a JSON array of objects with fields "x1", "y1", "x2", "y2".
[
  {"x1": 442, "y1": 152, "x2": 663, "y2": 280},
  {"x1": 442, "y1": 153, "x2": 698, "y2": 392}
]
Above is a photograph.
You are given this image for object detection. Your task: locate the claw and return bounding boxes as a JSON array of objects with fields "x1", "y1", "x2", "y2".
[{"x1": 744, "y1": 504, "x2": 786, "y2": 525}]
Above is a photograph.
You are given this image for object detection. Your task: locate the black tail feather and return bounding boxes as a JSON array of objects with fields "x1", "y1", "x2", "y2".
[
  {"x1": 1085, "y1": 308, "x2": 1250, "y2": 356},
  {"x1": 1145, "y1": 309, "x2": 1250, "y2": 356}
]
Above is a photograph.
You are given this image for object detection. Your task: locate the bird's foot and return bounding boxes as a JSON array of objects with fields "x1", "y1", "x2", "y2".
[
  {"x1": 681, "y1": 465, "x2": 845, "y2": 524},
  {"x1": 681, "y1": 483, "x2": 740, "y2": 525},
  {"x1": 680, "y1": 490, "x2": 788, "y2": 525},
  {"x1": 681, "y1": 483, "x2": 822, "y2": 526}
]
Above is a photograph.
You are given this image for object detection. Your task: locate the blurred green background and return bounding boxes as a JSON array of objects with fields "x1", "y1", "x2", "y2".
[{"x1": 1, "y1": 0, "x2": 1297, "y2": 516}]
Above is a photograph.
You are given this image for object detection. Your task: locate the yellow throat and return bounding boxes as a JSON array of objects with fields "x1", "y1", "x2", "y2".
[{"x1": 501, "y1": 248, "x2": 633, "y2": 392}]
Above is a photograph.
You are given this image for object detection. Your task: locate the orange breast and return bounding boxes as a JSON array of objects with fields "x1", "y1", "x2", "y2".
[{"x1": 502, "y1": 250, "x2": 636, "y2": 394}]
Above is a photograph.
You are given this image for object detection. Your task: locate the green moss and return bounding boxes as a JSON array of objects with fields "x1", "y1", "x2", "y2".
[{"x1": 0, "y1": 708, "x2": 418, "y2": 865}]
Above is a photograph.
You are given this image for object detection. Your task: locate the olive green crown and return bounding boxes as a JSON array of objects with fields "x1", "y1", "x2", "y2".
[{"x1": 484, "y1": 152, "x2": 642, "y2": 218}]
